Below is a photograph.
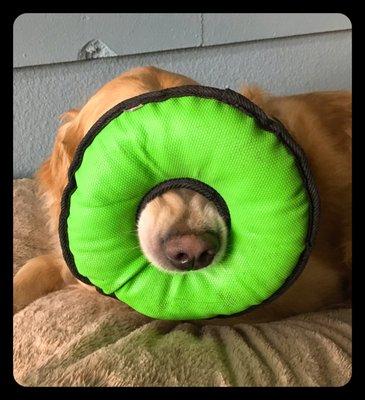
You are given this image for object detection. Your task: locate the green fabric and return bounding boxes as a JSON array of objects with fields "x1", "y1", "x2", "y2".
[{"x1": 67, "y1": 95, "x2": 310, "y2": 320}]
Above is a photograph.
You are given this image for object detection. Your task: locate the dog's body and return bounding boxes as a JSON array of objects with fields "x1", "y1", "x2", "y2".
[{"x1": 13, "y1": 66, "x2": 352, "y2": 323}]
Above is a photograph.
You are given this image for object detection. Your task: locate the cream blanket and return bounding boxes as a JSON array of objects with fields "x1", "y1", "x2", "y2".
[{"x1": 13, "y1": 179, "x2": 352, "y2": 387}]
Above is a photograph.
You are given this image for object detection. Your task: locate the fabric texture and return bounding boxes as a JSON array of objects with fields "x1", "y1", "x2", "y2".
[
  {"x1": 13, "y1": 178, "x2": 351, "y2": 387},
  {"x1": 62, "y1": 89, "x2": 316, "y2": 320}
]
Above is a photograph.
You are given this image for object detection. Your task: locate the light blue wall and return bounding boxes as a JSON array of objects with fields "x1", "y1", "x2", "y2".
[
  {"x1": 13, "y1": 14, "x2": 352, "y2": 178},
  {"x1": 13, "y1": 13, "x2": 350, "y2": 67}
]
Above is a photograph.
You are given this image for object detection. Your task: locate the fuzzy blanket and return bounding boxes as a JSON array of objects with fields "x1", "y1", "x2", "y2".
[{"x1": 13, "y1": 179, "x2": 352, "y2": 387}]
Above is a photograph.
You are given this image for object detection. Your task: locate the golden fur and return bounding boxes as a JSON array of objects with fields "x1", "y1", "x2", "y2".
[{"x1": 13, "y1": 66, "x2": 352, "y2": 323}]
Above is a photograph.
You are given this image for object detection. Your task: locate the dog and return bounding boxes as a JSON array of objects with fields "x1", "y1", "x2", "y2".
[{"x1": 13, "y1": 66, "x2": 352, "y2": 324}]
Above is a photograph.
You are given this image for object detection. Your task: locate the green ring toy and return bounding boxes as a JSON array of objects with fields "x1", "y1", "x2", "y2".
[{"x1": 59, "y1": 85, "x2": 320, "y2": 320}]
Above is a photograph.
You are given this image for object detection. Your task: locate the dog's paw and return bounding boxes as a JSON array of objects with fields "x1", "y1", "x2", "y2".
[{"x1": 13, "y1": 255, "x2": 67, "y2": 315}]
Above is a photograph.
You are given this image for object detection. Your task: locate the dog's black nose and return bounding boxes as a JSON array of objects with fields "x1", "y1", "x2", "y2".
[{"x1": 164, "y1": 232, "x2": 219, "y2": 270}]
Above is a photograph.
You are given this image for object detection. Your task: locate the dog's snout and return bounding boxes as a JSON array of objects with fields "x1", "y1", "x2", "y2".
[
  {"x1": 164, "y1": 232, "x2": 220, "y2": 270},
  {"x1": 137, "y1": 188, "x2": 228, "y2": 271}
]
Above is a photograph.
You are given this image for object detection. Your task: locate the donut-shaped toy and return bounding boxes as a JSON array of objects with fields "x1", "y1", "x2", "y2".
[{"x1": 59, "y1": 86, "x2": 319, "y2": 320}]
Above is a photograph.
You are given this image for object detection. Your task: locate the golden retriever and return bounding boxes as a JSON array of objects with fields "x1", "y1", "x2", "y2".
[{"x1": 13, "y1": 66, "x2": 352, "y2": 324}]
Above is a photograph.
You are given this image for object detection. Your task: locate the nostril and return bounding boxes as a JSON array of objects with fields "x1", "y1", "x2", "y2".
[
  {"x1": 166, "y1": 250, "x2": 194, "y2": 269},
  {"x1": 166, "y1": 247, "x2": 191, "y2": 262},
  {"x1": 196, "y1": 249, "x2": 216, "y2": 269},
  {"x1": 174, "y1": 252, "x2": 190, "y2": 263}
]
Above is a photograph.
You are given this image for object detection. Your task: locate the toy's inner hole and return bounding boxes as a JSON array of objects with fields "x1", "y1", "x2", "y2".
[{"x1": 136, "y1": 181, "x2": 231, "y2": 272}]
